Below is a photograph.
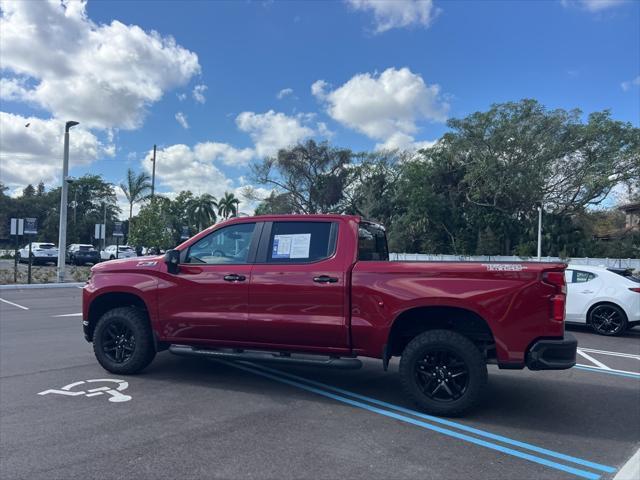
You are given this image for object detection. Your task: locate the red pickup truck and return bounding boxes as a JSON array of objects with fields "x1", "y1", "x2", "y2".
[{"x1": 83, "y1": 214, "x2": 576, "y2": 416}]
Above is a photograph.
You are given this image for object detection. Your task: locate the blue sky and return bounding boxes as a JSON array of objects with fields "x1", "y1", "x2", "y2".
[{"x1": 0, "y1": 0, "x2": 638, "y2": 216}]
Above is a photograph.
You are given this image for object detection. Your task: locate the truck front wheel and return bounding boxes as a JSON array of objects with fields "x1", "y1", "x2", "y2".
[
  {"x1": 93, "y1": 307, "x2": 156, "y2": 374},
  {"x1": 399, "y1": 329, "x2": 487, "y2": 417}
]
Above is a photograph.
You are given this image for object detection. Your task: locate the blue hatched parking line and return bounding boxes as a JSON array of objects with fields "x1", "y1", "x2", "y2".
[{"x1": 220, "y1": 360, "x2": 611, "y2": 480}]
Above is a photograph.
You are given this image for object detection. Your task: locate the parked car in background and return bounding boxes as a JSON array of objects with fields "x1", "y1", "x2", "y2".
[
  {"x1": 17, "y1": 242, "x2": 58, "y2": 265},
  {"x1": 565, "y1": 264, "x2": 640, "y2": 336},
  {"x1": 100, "y1": 245, "x2": 137, "y2": 261},
  {"x1": 66, "y1": 244, "x2": 100, "y2": 266}
]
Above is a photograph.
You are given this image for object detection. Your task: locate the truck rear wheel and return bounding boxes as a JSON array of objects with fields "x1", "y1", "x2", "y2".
[
  {"x1": 399, "y1": 329, "x2": 487, "y2": 417},
  {"x1": 93, "y1": 307, "x2": 155, "y2": 374}
]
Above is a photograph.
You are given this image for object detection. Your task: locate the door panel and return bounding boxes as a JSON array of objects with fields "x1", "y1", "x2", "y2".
[
  {"x1": 566, "y1": 270, "x2": 602, "y2": 322},
  {"x1": 157, "y1": 222, "x2": 258, "y2": 342},
  {"x1": 248, "y1": 221, "x2": 350, "y2": 350}
]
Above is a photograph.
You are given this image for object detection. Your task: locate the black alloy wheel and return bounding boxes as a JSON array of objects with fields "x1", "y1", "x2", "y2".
[
  {"x1": 414, "y1": 348, "x2": 470, "y2": 402},
  {"x1": 101, "y1": 320, "x2": 136, "y2": 364},
  {"x1": 589, "y1": 304, "x2": 627, "y2": 336}
]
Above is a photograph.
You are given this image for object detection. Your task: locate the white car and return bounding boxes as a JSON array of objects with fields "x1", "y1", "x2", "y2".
[
  {"x1": 565, "y1": 264, "x2": 640, "y2": 336},
  {"x1": 17, "y1": 242, "x2": 59, "y2": 265},
  {"x1": 100, "y1": 245, "x2": 137, "y2": 261}
]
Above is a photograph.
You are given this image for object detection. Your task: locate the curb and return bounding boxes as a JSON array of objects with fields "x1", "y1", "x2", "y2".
[{"x1": 0, "y1": 282, "x2": 84, "y2": 290}]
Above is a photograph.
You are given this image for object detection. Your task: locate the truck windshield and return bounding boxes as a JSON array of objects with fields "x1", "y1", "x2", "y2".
[{"x1": 358, "y1": 222, "x2": 388, "y2": 261}]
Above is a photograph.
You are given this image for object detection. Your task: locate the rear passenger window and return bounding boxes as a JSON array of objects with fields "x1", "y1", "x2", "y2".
[
  {"x1": 574, "y1": 271, "x2": 596, "y2": 283},
  {"x1": 267, "y1": 222, "x2": 336, "y2": 263},
  {"x1": 358, "y1": 223, "x2": 389, "y2": 261}
]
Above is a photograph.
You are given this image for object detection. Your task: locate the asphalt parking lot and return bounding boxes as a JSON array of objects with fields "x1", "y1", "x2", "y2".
[{"x1": 1, "y1": 287, "x2": 638, "y2": 480}]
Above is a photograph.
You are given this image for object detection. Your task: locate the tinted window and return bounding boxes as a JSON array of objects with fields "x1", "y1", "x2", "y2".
[
  {"x1": 267, "y1": 221, "x2": 335, "y2": 263},
  {"x1": 39, "y1": 244, "x2": 55, "y2": 249},
  {"x1": 79, "y1": 245, "x2": 94, "y2": 251},
  {"x1": 574, "y1": 271, "x2": 596, "y2": 283},
  {"x1": 358, "y1": 222, "x2": 389, "y2": 261},
  {"x1": 186, "y1": 223, "x2": 255, "y2": 264}
]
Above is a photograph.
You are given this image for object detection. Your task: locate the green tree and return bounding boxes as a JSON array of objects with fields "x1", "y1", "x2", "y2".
[
  {"x1": 128, "y1": 197, "x2": 175, "y2": 251},
  {"x1": 120, "y1": 168, "x2": 152, "y2": 222},
  {"x1": 251, "y1": 139, "x2": 353, "y2": 213},
  {"x1": 188, "y1": 193, "x2": 217, "y2": 231},
  {"x1": 217, "y1": 191, "x2": 240, "y2": 219}
]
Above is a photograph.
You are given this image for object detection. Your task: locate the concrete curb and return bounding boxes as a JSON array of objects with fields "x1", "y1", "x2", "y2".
[{"x1": 0, "y1": 282, "x2": 84, "y2": 290}]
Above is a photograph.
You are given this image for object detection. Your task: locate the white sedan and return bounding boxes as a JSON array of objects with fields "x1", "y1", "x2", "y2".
[
  {"x1": 17, "y1": 242, "x2": 59, "y2": 265},
  {"x1": 100, "y1": 245, "x2": 137, "y2": 261},
  {"x1": 565, "y1": 264, "x2": 640, "y2": 335}
]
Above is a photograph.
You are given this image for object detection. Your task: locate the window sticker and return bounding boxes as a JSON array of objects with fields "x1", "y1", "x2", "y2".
[{"x1": 272, "y1": 233, "x2": 311, "y2": 259}]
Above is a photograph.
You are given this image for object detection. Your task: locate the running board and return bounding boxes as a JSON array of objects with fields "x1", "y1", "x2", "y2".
[{"x1": 169, "y1": 345, "x2": 363, "y2": 370}]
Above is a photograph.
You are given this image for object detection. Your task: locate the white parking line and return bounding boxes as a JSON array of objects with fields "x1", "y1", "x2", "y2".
[
  {"x1": 578, "y1": 347, "x2": 640, "y2": 361},
  {"x1": 614, "y1": 446, "x2": 640, "y2": 480},
  {"x1": 577, "y1": 349, "x2": 611, "y2": 370},
  {"x1": 0, "y1": 298, "x2": 29, "y2": 310},
  {"x1": 52, "y1": 312, "x2": 82, "y2": 317}
]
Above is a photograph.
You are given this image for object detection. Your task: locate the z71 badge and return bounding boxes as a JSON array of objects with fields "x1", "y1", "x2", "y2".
[{"x1": 482, "y1": 263, "x2": 528, "y2": 272}]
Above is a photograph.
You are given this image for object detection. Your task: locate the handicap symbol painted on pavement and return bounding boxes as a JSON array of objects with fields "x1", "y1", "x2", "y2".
[{"x1": 38, "y1": 379, "x2": 132, "y2": 403}]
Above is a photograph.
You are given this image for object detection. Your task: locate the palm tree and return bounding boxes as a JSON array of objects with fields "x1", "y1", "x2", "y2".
[
  {"x1": 120, "y1": 168, "x2": 152, "y2": 221},
  {"x1": 217, "y1": 191, "x2": 240, "y2": 220},
  {"x1": 188, "y1": 194, "x2": 218, "y2": 231}
]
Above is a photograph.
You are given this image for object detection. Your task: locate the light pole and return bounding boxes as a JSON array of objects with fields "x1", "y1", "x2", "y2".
[
  {"x1": 57, "y1": 121, "x2": 79, "y2": 283},
  {"x1": 150, "y1": 144, "x2": 157, "y2": 199},
  {"x1": 536, "y1": 202, "x2": 543, "y2": 261}
]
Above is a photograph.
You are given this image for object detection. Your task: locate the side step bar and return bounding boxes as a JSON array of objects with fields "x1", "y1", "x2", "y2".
[{"x1": 169, "y1": 345, "x2": 363, "y2": 370}]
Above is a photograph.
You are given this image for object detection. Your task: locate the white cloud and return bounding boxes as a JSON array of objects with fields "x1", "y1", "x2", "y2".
[
  {"x1": 311, "y1": 79, "x2": 329, "y2": 99},
  {"x1": 193, "y1": 142, "x2": 254, "y2": 166},
  {"x1": 346, "y1": 0, "x2": 439, "y2": 33},
  {"x1": 142, "y1": 144, "x2": 234, "y2": 197},
  {"x1": 175, "y1": 112, "x2": 189, "y2": 129},
  {"x1": 621, "y1": 75, "x2": 640, "y2": 92},
  {"x1": 0, "y1": 0, "x2": 200, "y2": 130},
  {"x1": 0, "y1": 111, "x2": 104, "y2": 189},
  {"x1": 236, "y1": 110, "x2": 315, "y2": 158},
  {"x1": 177, "y1": 92, "x2": 187, "y2": 101},
  {"x1": 192, "y1": 84, "x2": 207, "y2": 104},
  {"x1": 276, "y1": 88, "x2": 294, "y2": 99},
  {"x1": 561, "y1": 0, "x2": 627, "y2": 12},
  {"x1": 314, "y1": 67, "x2": 448, "y2": 149}
]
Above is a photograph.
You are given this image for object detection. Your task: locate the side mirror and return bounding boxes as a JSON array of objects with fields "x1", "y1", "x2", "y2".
[{"x1": 164, "y1": 249, "x2": 180, "y2": 274}]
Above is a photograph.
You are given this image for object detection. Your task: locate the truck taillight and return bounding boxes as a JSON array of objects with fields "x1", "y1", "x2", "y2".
[
  {"x1": 543, "y1": 271, "x2": 566, "y2": 294},
  {"x1": 630, "y1": 288, "x2": 640, "y2": 293},
  {"x1": 543, "y1": 271, "x2": 566, "y2": 322}
]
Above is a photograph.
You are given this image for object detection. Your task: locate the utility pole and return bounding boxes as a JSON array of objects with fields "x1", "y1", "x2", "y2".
[
  {"x1": 151, "y1": 144, "x2": 157, "y2": 199},
  {"x1": 537, "y1": 203, "x2": 543, "y2": 261},
  {"x1": 57, "y1": 120, "x2": 79, "y2": 283}
]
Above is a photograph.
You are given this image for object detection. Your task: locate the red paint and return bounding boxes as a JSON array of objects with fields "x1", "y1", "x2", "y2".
[{"x1": 83, "y1": 214, "x2": 567, "y2": 368}]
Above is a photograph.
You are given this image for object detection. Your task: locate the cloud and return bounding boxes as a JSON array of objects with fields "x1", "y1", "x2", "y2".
[
  {"x1": 346, "y1": 0, "x2": 439, "y2": 33},
  {"x1": 313, "y1": 67, "x2": 448, "y2": 150},
  {"x1": 0, "y1": 0, "x2": 200, "y2": 130},
  {"x1": 311, "y1": 80, "x2": 329, "y2": 100},
  {"x1": 193, "y1": 142, "x2": 254, "y2": 166},
  {"x1": 175, "y1": 112, "x2": 189, "y2": 129},
  {"x1": 236, "y1": 110, "x2": 316, "y2": 158},
  {"x1": 561, "y1": 0, "x2": 627, "y2": 12},
  {"x1": 192, "y1": 84, "x2": 207, "y2": 104},
  {"x1": 621, "y1": 75, "x2": 640, "y2": 92},
  {"x1": 0, "y1": 111, "x2": 105, "y2": 190},
  {"x1": 276, "y1": 87, "x2": 294, "y2": 99}
]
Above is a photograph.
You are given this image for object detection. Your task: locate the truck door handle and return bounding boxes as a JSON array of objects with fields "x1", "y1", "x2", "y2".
[
  {"x1": 313, "y1": 275, "x2": 339, "y2": 284},
  {"x1": 580, "y1": 290, "x2": 594, "y2": 294},
  {"x1": 224, "y1": 274, "x2": 246, "y2": 282}
]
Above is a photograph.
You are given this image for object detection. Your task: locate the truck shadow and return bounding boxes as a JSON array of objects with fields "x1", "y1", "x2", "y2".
[{"x1": 144, "y1": 353, "x2": 639, "y2": 445}]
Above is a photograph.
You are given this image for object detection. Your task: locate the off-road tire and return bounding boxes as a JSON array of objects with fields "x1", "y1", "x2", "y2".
[
  {"x1": 399, "y1": 329, "x2": 487, "y2": 417},
  {"x1": 93, "y1": 307, "x2": 155, "y2": 374}
]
